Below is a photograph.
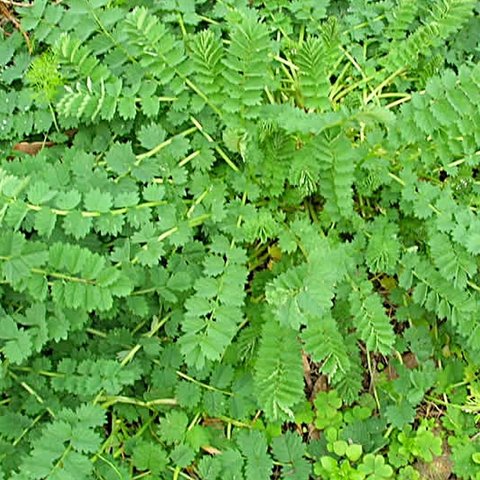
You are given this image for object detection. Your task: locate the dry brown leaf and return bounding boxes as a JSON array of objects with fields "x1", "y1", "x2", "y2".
[
  {"x1": 202, "y1": 418, "x2": 224, "y2": 429},
  {"x1": 201, "y1": 445, "x2": 222, "y2": 455},
  {"x1": 310, "y1": 374, "x2": 328, "y2": 401},
  {"x1": 0, "y1": 2, "x2": 32, "y2": 52},
  {"x1": 302, "y1": 351, "x2": 312, "y2": 390},
  {"x1": 402, "y1": 351, "x2": 419, "y2": 369},
  {"x1": 13, "y1": 141, "x2": 55, "y2": 156},
  {"x1": 387, "y1": 351, "x2": 419, "y2": 380},
  {"x1": 414, "y1": 450, "x2": 452, "y2": 479}
]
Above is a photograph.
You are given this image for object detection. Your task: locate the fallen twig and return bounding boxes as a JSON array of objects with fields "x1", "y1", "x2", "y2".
[{"x1": 0, "y1": 0, "x2": 34, "y2": 7}]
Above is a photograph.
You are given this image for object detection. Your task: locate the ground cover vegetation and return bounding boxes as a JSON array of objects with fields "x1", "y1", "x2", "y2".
[{"x1": 1, "y1": 0, "x2": 480, "y2": 478}]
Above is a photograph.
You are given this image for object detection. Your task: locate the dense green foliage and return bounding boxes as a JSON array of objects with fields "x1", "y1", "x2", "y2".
[{"x1": 1, "y1": 0, "x2": 480, "y2": 478}]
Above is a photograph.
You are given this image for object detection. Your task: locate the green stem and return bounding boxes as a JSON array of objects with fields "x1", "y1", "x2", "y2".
[
  {"x1": 136, "y1": 126, "x2": 197, "y2": 162},
  {"x1": 48, "y1": 102, "x2": 60, "y2": 132},
  {"x1": 168, "y1": 467, "x2": 194, "y2": 480},
  {"x1": 217, "y1": 415, "x2": 252, "y2": 428},
  {"x1": 13, "y1": 411, "x2": 46, "y2": 447},
  {"x1": 178, "y1": 150, "x2": 200, "y2": 167},
  {"x1": 24, "y1": 200, "x2": 167, "y2": 218},
  {"x1": 11, "y1": 366, "x2": 64, "y2": 378},
  {"x1": 120, "y1": 314, "x2": 172, "y2": 366},
  {"x1": 366, "y1": 348, "x2": 381, "y2": 412},
  {"x1": 86, "y1": 0, "x2": 135, "y2": 63},
  {"x1": 86, "y1": 327, "x2": 108, "y2": 338},
  {"x1": 176, "y1": 370, "x2": 234, "y2": 397},
  {"x1": 190, "y1": 116, "x2": 239, "y2": 172},
  {"x1": 99, "y1": 395, "x2": 178, "y2": 409},
  {"x1": 387, "y1": 172, "x2": 405, "y2": 186},
  {"x1": 332, "y1": 75, "x2": 375, "y2": 103},
  {"x1": 31, "y1": 268, "x2": 95, "y2": 284},
  {"x1": 50, "y1": 444, "x2": 73, "y2": 477},
  {"x1": 365, "y1": 67, "x2": 406, "y2": 104}
]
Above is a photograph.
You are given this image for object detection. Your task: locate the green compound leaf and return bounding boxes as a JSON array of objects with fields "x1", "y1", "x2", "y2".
[
  {"x1": 132, "y1": 441, "x2": 168, "y2": 474},
  {"x1": 63, "y1": 211, "x2": 93, "y2": 239},
  {"x1": 301, "y1": 314, "x2": 350, "y2": 378},
  {"x1": 170, "y1": 443, "x2": 195, "y2": 468},
  {"x1": 55, "y1": 190, "x2": 82, "y2": 210},
  {"x1": 84, "y1": 188, "x2": 113, "y2": 213},
  {"x1": 272, "y1": 431, "x2": 311, "y2": 480},
  {"x1": 0, "y1": 315, "x2": 32, "y2": 364},
  {"x1": 157, "y1": 411, "x2": 188, "y2": 445},
  {"x1": 105, "y1": 142, "x2": 137, "y2": 175},
  {"x1": 349, "y1": 277, "x2": 395, "y2": 355},
  {"x1": 138, "y1": 122, "x2": 166, "y2": 149},
  {"x1": 1, "y1": 2, "x2": 480, "y2": 479},
  {"x1": 254, "y1": 319, "x2": 304, "y2": 421},
  {"x1": 236, "y1": 430, "x2": 273, "y2": 480},
  {"x1": 358, "y1": 454, "x2": 394, "y2": 479}
]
